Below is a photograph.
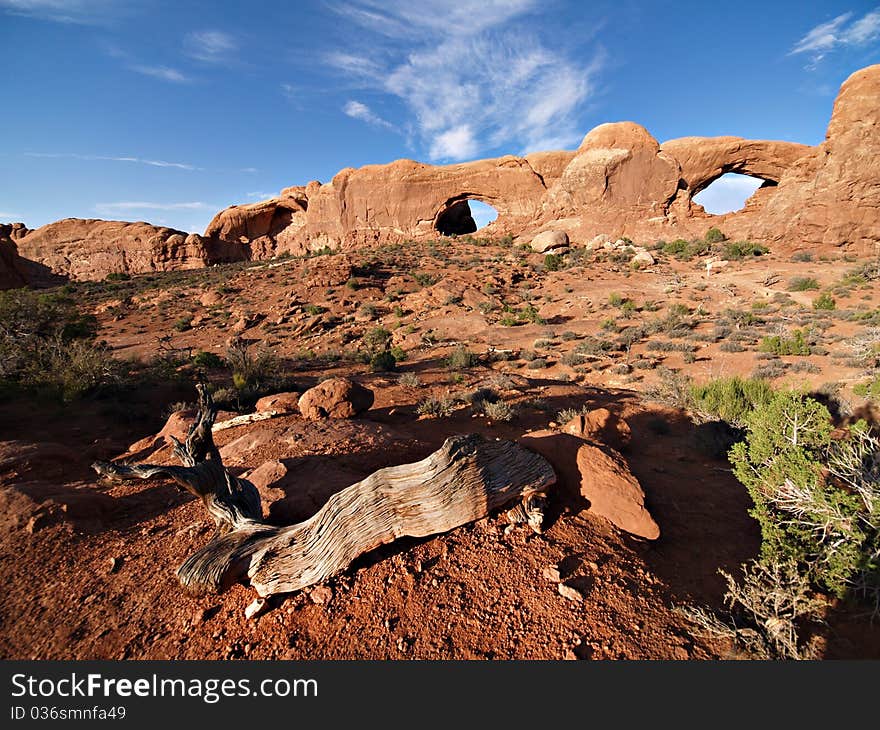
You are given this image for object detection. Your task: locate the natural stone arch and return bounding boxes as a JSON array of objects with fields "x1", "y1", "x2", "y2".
[
  {"x1": 692, "y1": 172, "x2": 770, "y2": 215},
  {"x1": 660, "y1": 136, "x2": 812, "y2": 197},
  {"x1": 433, "y1": 194, "x2": 500, "y2": 236}
]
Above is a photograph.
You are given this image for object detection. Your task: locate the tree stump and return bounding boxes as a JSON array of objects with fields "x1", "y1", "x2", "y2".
[{"x1": 92, "y1": 386, "x2": 556, "y2": 604}]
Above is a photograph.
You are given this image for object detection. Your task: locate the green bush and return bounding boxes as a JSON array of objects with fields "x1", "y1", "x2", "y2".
[
  {"x1": 0, "y1": 289, "x2": 117, "y2": 400},
  {"x1": 759, "y1": 329, "x2": 811, "y2": 356},
  {"x1": 689, "y1": 376, "x2": 774, "y2": 428},
  {"x1": 788, "y1": 276, "x2": 820, "y2": 292},
  {"x1": 730, "y1": 393, "x2": 880, "y2": 604},
  {"x1": 362, "y1": 326, "x2": 392, "y2": 353},
  {"x1": 105, "y1": 272, "x2": 131, "y2": 281},
  {"x1": 544, "y1": 253, "x2": 563, "y2": 271},
  {"x1": 705, "y1": 227, "x2": 726, "y2": 244},
  {"x1": 723, "y1": 241, "x2": 769, "y2": 259},
  {"x1": 662, "y1": 239, "x2": 690, "y2": 257},
  {"x1": 446, "y1": 345, "x2": 477, "y2": 370},
  {"x1": 192, "y1": 350, "x2": 224, "y2": 368},
  {"x1": 853, "y1": 377, "x2": 880, "y2": 399},
  {"x1": 812, "y1": 292, "x2": 836, "y2": 310},
  {"x1": 369, "y1": 350, "x2": 397, "y2": 372}
]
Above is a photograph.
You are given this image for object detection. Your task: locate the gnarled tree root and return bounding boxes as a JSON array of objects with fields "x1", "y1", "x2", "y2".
[{"x1": 92, "y1": 386, "x2": 557, "y2": 602}]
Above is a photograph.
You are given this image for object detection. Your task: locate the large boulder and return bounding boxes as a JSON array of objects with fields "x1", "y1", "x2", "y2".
[
  {"x1": 519, "y1": 429, "x2": 658, "y2": 539},
  {"x1": 298, "y1": 378, "x2": 374, "y2": 420},
  {"x1": 530, "y1": 230, "x2": 570, "y2": 253},
  {"x1": 576, "y1": 442, "x2": 659, "y2": 540},
  {"x1": 255, "y1": 392, "x2": 300, "y2": 414}
]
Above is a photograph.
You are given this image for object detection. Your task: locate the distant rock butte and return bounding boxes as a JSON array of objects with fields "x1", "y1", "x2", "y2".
[{"x1": 5, "y1": 65, "x2": 878, "y2": 287}]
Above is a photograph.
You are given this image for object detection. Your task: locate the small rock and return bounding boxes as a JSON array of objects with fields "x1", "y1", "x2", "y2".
[
  {"x1": 563, "y1": 649, "x2": 578, "y2": 660},
  {"x1": 310, "y1": 585, "x2": 333, "y2": 605},
  {"x1": 108, "y1": 556, "x2": 122, "y2": 573},
  {"x1": 558, "y1": 584, "x2": 583, "y2": 603},
  {"x1": 542, "y1": 565, "x2": 562, "y2": 583},
  {"x1": 244, "y1": 598, "x2": 267, "y2": 619},
  {"x1": 673, "y1": 646, "x2": 690, "y2": 660}
]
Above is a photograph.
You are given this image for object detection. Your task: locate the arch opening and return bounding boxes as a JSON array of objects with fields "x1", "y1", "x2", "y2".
[
  {"x1": 435, "y1": 198, "x2": 499, "y2": 236},
  {"x1": 693, "y1": 173, "x2": 773, "y2": 215}
]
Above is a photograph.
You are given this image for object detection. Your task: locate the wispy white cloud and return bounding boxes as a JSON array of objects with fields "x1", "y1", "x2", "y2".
[
  {"x1": 343, "y1": 100, "x2": 395, "y2": 130},
  {"x1": 324, "y1": 51, "x2": 385, "y2": 81},
  {"x1": 0, "y1": 211, "x2": 23, "y2": 220},
  {"x1": 94, "y1": 201, "x2": 216, "y2": 214},
  {"x1": 130, "y1": 64, "x2": 191, "y2": 83},
  {"x1": 239, "y1": 167, "x2": 259, "y2": 174},
  {"x1": 693, "y1": 173, "x2": 763, "y2": 215},
  {"x1": 246, "y1": 191, "x2": 275, "y2": 200},
  {"x1": 0, "y1": 0, "x2": 124, "y2": 25},
  {"x1": 791, "y1": 8, "x2": 880, "y2": 67},
  {"x1": 184, "y1": 29, "x2": 238, "y2": 64},
  {"x1": 327, "y1": 0, "x2": 601, "y2": 161},
  {"x1": 330, "y1": 0, "x2": 538, "y2": 39},
  {"x1": 25, "y1": 152, "x2": 198, "y2": 170}
]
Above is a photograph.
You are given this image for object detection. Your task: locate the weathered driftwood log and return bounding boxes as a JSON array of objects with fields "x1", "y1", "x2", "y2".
[{"x1": 92, "y1": 386, "x2": 556, "y2": 601}]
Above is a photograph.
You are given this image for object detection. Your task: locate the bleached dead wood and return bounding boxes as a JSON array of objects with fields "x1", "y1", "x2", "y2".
[
  {"x1": 92, "y1": 386, "x2": 556, "y2": 602},
  {"x1": 212, "y1": 410, "x2": 278, "y2": 433}
]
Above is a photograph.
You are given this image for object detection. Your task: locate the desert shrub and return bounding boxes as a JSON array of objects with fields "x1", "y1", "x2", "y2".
[
  {"x1": 723, "y1": 241, "x2": 769, "y2": 259},
  {"x1": 369, "y1": 350, "x2": 397, "y2": 372},
  {"x1": 759, "y1": 329, "x2": 811, "y2": 356},
  {"x1": 526, "y1": 358, "x2": 549, "y2": 369},
  {"x1": 687, "y1": 397, "x2": 880, "y2": 656},
  {"x1": 397, "y1": 372, "x2": 421, "y2": 387},
  {"x1": 225, "y1": 339, "x2": 278, "y2": 390},
  {"x1": 173, "y1": 316, "x2": 193, "y2": 332},
  {"x1": 812, "y1": 292, "x2": 836, "y2": 310},
  {"x1": 362, "y1": 326, "x2": 392, "y2": 353},
  {"x1": 791, "y1": 251, "x2": 813, "y2": 263},
  {"x1": 608, "y1": 292, "x2": 624, "y2": 307},
  {"x1": 853, "y1": 377, "x2": 880, "y2": 399},
  {"x1": 556, "y1": 404, "x2": 590, "y2": 422},
  {"x1": 0, "y1": 289, "x2": 120, "y2": 400},
  {"x1": 476, "y1": 398, "x2": 515, "y2": 422},
  {"x1": 416, "y1": 396, "x2": 454, "y2": 418},
  {"x1": 731, "y1": 394, "x2": 880, "y2": 607},
  {"x1": 689, "y1": 376, "x2": 774, "y2": 428},
  {"x1": 192, "y1": 350, "x2": 224, "y2": 368},
  {"x1": 719, "y1": 341, "x2": 746, "y2": 352},
  {"x1": 520, "y1": 304, "x2": 544, "y2": 324},
  {"x1": 662, "y1": 239, "x2": 690, "y2": 258},
  {"x1": 105, "y1": 272, "x2": 131, "y2": 281},
  {"x1": 544, "y1": 253, "x2": 563, "y2": 271},
  {"x1": 705, "y1": 227, "x2": 726, "y2": 244},
  {"x1": 413, "y1": 272, "x2": 436, "y2": 287},
  {"x1": 788, "y1": 276, "x2": 820, "y2": 292},
  {"x1": 575, "y1": 337, "x2": 614, "y2": 356},
  {"x1": 446, "y1": 345, "x2": 477, "y2": 370},
  {"x1": 305, "y1": 304, "x2": 325, "y2": 316},
  {"x1": 646, "y1": 367, "x2": 693, "y2": 411}
]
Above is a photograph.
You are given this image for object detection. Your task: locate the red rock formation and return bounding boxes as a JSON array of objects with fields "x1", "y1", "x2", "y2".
[
  {"x1": 204, "y1": 65, "x2": 878, "y2": 258},
  {"x1": 0, "y1": 224, "x2": 29, "y2": 289},
  {"x1": 12, "y1": 218, "x2": 248, "y2": 283}
]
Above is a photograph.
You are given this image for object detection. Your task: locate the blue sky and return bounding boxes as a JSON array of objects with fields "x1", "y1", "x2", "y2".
[{"x1": 1, "y1": 1, "x2": 878, "y2": 233}]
